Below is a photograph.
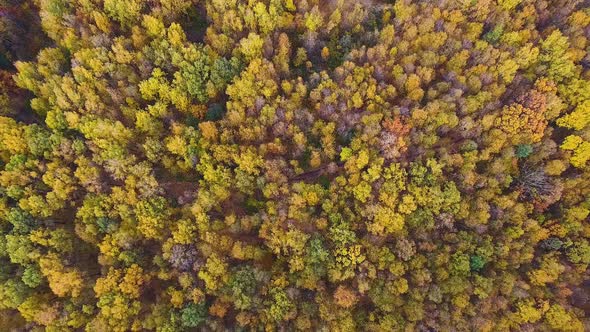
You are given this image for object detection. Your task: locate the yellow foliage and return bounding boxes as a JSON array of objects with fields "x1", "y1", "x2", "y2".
[
  {"x1": 0, "y1": 117, "x2": 26, "y2": 156},
  {"x1": 119, "y1": 265, "x2": 145, "y2": 298},
  {"x1": 39, "y1": 254, "x2": 83, "y2": 298},
  {"x1": 198, "y1": 253, "x2": 228, "y2": 291},
  {"x1": 495, "y1": 103, "x2": 547, "y2": 144}
]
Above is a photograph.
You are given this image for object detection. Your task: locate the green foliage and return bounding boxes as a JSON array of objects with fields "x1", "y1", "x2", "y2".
[
  {"x1": 0, "y1": 280, "x2": 29, "y2": 309},
  {"x1": 21, "y1": 265, "x2": 43, "y2": 288},
  {"x1": 205, "y1": 103, "x2": 226, "y2": 122},
  {"x1": 227, "y1": 266, "x2": 258, "y2": 310},
  {"x1": 483, "y1": 24, "x2": 504, "y2": 44},
  {"x1": 515, "y1": 144, "x2": 533, "y2": 158},
  {"x1": 266, "y1": 288, "x2": 295, "y2": 322},
  {"x1": 567, "y1": 240, "x2": 590, "y2": 265},
  {"x1": 469, "y1": 255, "x2": 486, "y2": 272},
  {"x1": 177, "y1": 54, "x2": 212, "y2": 103},
  {"x1": 542, "y1": 237, "x2": 564, "y2": 251},
  {"x1": 6, "y1": 208, "x2": 35, "y2": 234},
  {"x1": 451, "y1": 253, "x2": 471, "y2": 276},
  {"x1": 180, "y1": 302, "x2": 207, "y2": 328},
  {"x1": 211, "y1": 57, "x2": 243, "y2": 90}
]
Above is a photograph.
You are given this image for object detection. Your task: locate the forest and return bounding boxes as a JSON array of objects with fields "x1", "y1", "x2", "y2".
[{"x1": 0, "y1": 0, "x2": 589, "y2": 330}]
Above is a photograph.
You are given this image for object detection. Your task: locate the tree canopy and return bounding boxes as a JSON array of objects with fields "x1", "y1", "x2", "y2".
[{"x1": 0, "y1": 0, "x2": 589, "y2": 330}]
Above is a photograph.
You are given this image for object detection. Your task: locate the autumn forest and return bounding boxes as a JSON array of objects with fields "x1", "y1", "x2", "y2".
[{"x1": 0, "y1": 0, "x2": 589, "y2": 331}]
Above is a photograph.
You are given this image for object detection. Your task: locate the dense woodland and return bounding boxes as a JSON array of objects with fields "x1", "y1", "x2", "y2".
[{"x1": 0, "y1": 0, "x2": 589, "y2": 330}]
